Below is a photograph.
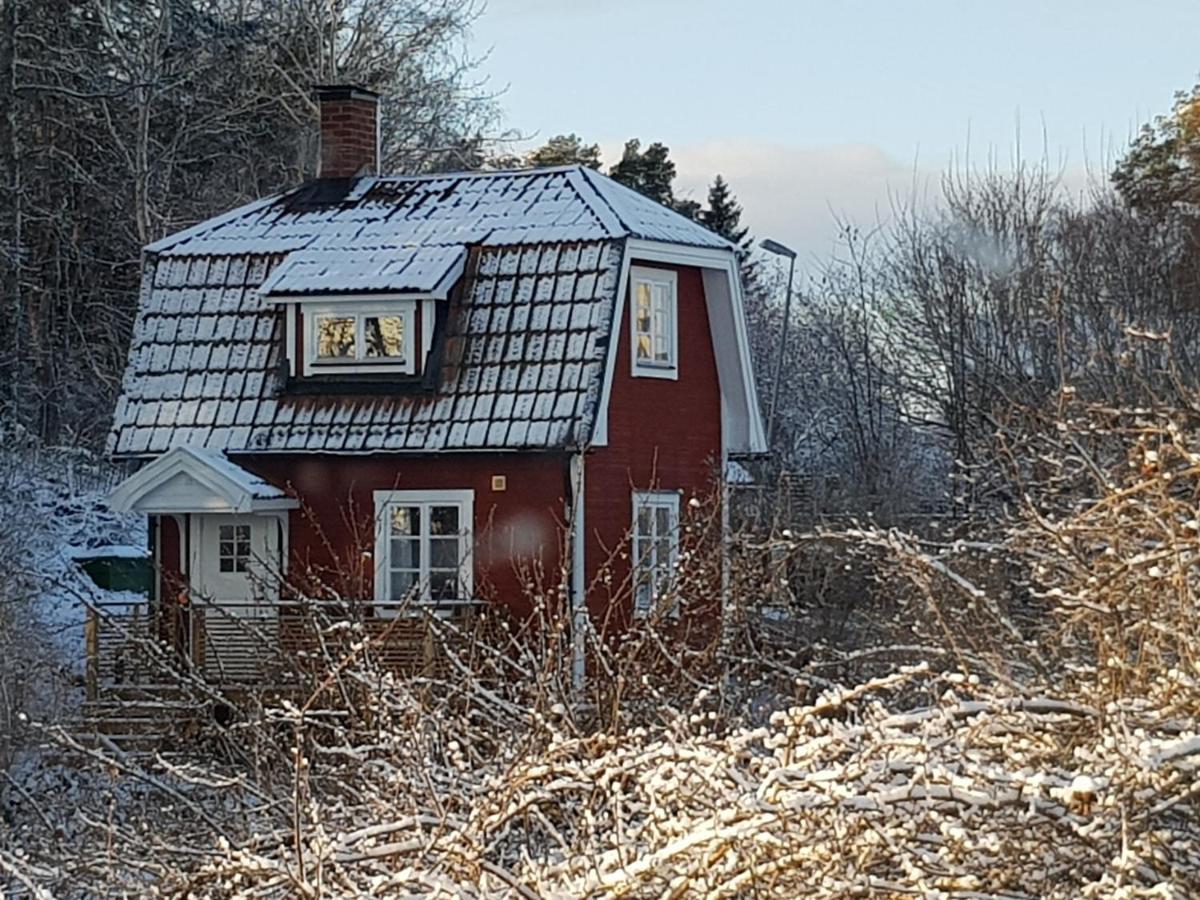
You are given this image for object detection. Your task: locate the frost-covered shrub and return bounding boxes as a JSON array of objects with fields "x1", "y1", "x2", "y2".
[{"x1": 6, "y1": 405, "x2": 1200, "y2": 896}]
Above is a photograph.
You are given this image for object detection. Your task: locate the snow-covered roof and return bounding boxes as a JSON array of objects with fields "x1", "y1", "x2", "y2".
[
  {"x1": 110, "y1": 241, "x2": 621, "y2": 455},
  {"x1": 68, "y1": 544, "x2": 149, "y2": 560},
  {"x1": 109, "y1": 166, "x2": 738, "y2": 458},
  {"x1": 108, "y1": 446, "x2": 298, "y2": 513},
  {"x1": 145, "y1": 166, "x2": 733, "y2": 258},
  {"x1": 258, "y1": 245, "x2": 467, "y2": 298}
]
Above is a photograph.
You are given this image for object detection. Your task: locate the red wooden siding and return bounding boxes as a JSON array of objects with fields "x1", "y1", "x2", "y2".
[
  {"x1": 243, "y1": 453, "x2": 570, "y2": 621},
  {"x1": 583, "y1": 262, "x2": 723, "y2": 628},
  {"x1": 154, "y1": 514, "x2": 183, "y2": 601}
]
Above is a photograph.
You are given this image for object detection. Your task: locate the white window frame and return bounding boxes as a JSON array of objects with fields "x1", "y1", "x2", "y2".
[
  {"x1": 217, "y1": 523, "x2": 252, "y2": 573},
  {"x1": 373, "y1": 489, "x2": 474, "y2": 614},
  {"x1": 303, "y1": 300, "x2": 416, "y2": 375},
  {"x1": 631, "y1": 490, "x2": 681, "y2": 617},
  {"x1": 629, "y1": 266, "x2": 678, "y2": 380}
]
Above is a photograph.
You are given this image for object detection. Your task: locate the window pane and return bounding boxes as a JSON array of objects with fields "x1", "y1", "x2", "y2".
[
  {"x1": 655, "y1": 506, "x2": 670, "y2": 534},
  {"x1": 389, "y1": 570, "x2": 418, "y2": 601},
  {"x1": 429, "y1": 505, "x2": 459, "y2": 535},
  {"x1": 635, "y1": 582, "x2": 651, "y2": 613},
  {"x1": 429, "y1": 570, "x2": 459, "y2": 600},
  {"x1": 637, "y1": 505, "x2": 652, "y2": 537},
  {"x1": 656, "y1": 538, "x2": 671, "y2": 568},
  {"x1": 218, "y1": 523, "x2": 251, "y2": 573},
  {"x1": 364, "y1": 315, "x2": 405, "y2": 358},
  {"x1": 317, "y1": 316, "x2": 356, "y2": 358},
  {"x1": 635, "y1": 281, "x2": 653, "y2": 362},
  {"x1": 390, "y1": 537, "x2": 420, "y2": 568},
  {"x1": 636, "y1": 283, "x2": 652, "y2": 329},
  {"x1": 390, "y1": 506, "x2": 420, "y2": 536},
  {"x1": 430, "y1": 537, "x2": 459, "y2": 569}
]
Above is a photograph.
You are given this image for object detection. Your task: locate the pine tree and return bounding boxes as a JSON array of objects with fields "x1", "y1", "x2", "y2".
[
  {"x1": 609, "y1": 139, "x2": 676, "y2": 206},
  {"x1": 608, "y1": 138, "x2": 704, "y2": 220},
  {"x1": 526, "y1": 134, "x2": 602, "y2": 170},
  {"x1": 700, "y1": 174, "x2": 760, "y2": 294},
  {"x1": 701, "y1": 175, "x2": 750, "y2": 249}
]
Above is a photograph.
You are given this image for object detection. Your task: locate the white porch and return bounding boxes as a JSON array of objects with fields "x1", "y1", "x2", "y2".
[
  {"x1": 106, "y1": 447, "x2": 297, "y2": 684},
  {"x1": 97, "y1": 447, "x2": 484, "y2": 692}
]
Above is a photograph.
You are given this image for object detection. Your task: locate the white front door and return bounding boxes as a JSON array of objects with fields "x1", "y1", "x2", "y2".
[
  {"x1": 191, "y1": 514, "x2": 282, "y2": 680},
  {"x1": 193, "y1": 514, "x2": 279, "y2": 608}
]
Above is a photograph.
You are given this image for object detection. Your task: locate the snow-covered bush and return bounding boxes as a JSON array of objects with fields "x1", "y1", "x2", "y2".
[{"x1": 5, "y1": 405, "x2": 1200, "y2": 896}]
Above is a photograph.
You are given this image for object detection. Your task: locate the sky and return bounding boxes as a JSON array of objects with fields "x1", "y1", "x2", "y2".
[{"x1": 470, "y1": 0, "x2": 1200, "y2": 278}]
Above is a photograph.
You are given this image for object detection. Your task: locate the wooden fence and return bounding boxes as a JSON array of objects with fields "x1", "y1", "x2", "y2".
[{"x1": 84, "y1": 597, "x2": 486, "y2": 699}]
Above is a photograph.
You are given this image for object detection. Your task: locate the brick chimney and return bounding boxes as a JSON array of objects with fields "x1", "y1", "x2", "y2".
[{"x1": 314, "y1": 85, "x2": 380, "y2": 178}]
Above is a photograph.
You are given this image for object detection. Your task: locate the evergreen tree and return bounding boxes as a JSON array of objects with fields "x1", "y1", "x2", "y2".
[
  {"x1": 701, "y1": 174, "x2": 760, "y2": 292},
  {"x1": 609, "y1": 139, "x2": 677, "y2": 206},
  {"x1": 608, "y1": 138, "x2": 704, "y2": 220},
  {"x1": 701, "y1": 175, "x2": 750, "y2": 249},
  {"x1": 526, "y1": 134, "x2": 602, "y2": 169}
]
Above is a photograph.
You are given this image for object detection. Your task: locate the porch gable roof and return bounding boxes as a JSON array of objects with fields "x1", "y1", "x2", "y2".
[{"x1": 109, "y1": 446, "x2": 297, "y2": 515}]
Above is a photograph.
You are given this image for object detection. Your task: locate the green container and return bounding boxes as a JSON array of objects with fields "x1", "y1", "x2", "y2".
[{"x1": 78, "y1": 553, "x2": 153, "y2": 595}]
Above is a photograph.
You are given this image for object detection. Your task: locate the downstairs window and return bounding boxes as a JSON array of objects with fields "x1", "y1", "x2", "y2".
[
  {"x1": 632, "y1": 490, "x2": 681, "y2": 616},
  {"x1": 373, "y1": 490, "x2": 474, "y2": 613}
]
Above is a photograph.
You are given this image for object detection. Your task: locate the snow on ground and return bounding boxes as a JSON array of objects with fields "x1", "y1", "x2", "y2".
[{"x1": 0, "y1": 442, "x2": 145, "y2": 711}]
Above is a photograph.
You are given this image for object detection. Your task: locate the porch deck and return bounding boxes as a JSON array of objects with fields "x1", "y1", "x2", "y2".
[{"x1": 84, "y1": 596, "x2": 490, "y2": 700}]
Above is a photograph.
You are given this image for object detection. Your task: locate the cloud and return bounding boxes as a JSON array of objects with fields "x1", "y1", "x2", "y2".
[
  {"x1": 663, "y1": 140, "x2": 933, "y2": 272},
  {"x1": 600, "y1": 139, "x2": 1101, "y2": 278}
]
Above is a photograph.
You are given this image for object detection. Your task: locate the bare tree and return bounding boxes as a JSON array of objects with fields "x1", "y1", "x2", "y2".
[{"x1": 0, "y1": 0, "x2": 498, "y2": 445}]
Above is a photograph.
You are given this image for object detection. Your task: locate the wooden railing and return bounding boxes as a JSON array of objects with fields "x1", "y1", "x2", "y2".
[{"x1": 85, "y1": 597, "x2": 486, "y2": 699}]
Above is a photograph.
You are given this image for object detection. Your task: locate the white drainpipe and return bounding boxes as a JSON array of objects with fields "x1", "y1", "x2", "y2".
[{"x1": 569, "y1": 450, "x2": 587, "y2": 692}]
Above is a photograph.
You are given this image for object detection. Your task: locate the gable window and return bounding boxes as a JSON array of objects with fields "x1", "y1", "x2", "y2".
[
  {"x1": 374, "y1": 490, "x2": 473, "y2": 614},
  {"x1": 304, "y1": 301, "x2": 415, "y2": 374},
  {"x1": 629, "y1": 266, "x2": 678, "y2": 379},
  {"x1": 218, "y1": 523, "x2": 252, "y2": 573},
  {"x1": 632, "y1": 491, "x2": 680, "y2": 616}
]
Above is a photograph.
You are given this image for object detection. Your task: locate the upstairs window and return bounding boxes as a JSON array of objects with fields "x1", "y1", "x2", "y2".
[
  {"x1": 630, "y1": 266, "x2": 678, "y2": 379},
  {"x1": 632, "y1": 490, "x2": 680, "y2": 616},
  {"x1": 304, "y1": 302, "x2": 415, "y2": 374}
]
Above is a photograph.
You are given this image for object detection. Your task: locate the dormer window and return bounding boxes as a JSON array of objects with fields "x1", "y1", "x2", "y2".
[
  {"x1": 304, "y1": 301, "x2": 416, "y2": 374},
  {"x1": 630, "y1": 266, "x2": 678, "y2": 379},
  {"x1": 262, "y1": 244, "x2": 468, "y2": 385}
]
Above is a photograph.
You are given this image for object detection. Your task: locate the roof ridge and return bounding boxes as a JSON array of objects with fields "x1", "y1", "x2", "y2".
[
  {"x1": 369, "y1": 164, "x2": 585, "y2": 184},
  {"x1": 565, "y1": 167, "x2": 627, "y2": 238}
]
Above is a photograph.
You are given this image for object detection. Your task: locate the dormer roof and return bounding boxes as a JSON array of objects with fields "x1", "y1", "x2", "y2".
[{"x1": 258, "y1": 244, "x2": 468, "y2": 299}]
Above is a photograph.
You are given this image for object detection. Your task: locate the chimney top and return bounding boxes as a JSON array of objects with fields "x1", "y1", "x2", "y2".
[
  {"x1": 314, "y1": 84, "x2": 380, "y2": 179},
  {"x1": 314, "y1": 84, "x2": 380, "y2": 103}
]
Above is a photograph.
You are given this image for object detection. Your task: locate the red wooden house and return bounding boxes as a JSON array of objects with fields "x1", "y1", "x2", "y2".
[{"x1": 105, "y1": 86, "x2": 765, "y2": 685}]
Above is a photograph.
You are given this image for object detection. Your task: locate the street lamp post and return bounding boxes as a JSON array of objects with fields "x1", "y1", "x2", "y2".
[{"x1": 760, "y1": 238, "x2": 797, "y2": 448}]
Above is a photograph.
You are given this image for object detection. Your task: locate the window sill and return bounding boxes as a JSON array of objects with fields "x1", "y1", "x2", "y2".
[{"x1": 631, "y1": 364, "x2": 679, "y2": 381}]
